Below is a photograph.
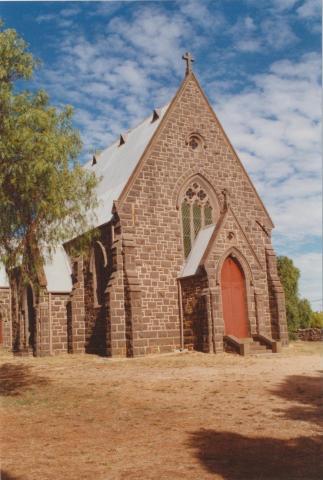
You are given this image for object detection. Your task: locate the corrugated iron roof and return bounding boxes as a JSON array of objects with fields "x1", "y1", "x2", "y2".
[{"x1": 84, "y1": 104, "x2": 169, "y2": 227}]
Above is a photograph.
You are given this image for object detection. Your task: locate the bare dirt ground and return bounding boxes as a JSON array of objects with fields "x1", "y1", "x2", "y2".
[{"x1": 0, "y1": 342, "x2": 322, "y2": 480}]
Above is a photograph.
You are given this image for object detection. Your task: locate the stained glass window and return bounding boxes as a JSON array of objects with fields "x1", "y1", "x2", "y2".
[
  {"x1": 204, "y1": 203, "x2": 213, "y2": 226},
  {"x1": 181, "y1": 182, "x2": 214, "y2": 257},
  {"x1": 181, "y1": 201, "x2": 191, "y2": 258},
  {"x1": 193, "y1": 202, "x2": 201, "y2": 237}
]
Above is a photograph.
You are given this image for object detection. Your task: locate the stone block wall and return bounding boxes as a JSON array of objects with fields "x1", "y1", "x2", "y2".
[
  {"x1": 0, "y1": 288, "x2": 11, "y2": 348},
  {"x1": 36, "y1": 288, "x2": 51, "y2": 356},
  {"x1": 297, "y1": 328, "x2": 323, "y2": 341},
  {"x1": 82, "y1": 224, "x2": 112, "y2": 356},
  {"x1": 10, "y1": 279, "x2": 20, "y2": 352},
  {"x1": 68, "y1": 257, "x2": 86, "y2": 354},
  {"x1": 50, "y1": 293, "x2": 69, "y2": 354},
  {"x1": 181, "y1": 273, "x2": 209, "y2": 352},
  {"x1": 117, "y1": 73, "x2": 278, "y2": 354},
  {"x1": 265, "y1": 246, "x2": 289, "y2": 344}
]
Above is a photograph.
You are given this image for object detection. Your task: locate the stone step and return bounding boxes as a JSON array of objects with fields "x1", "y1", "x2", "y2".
[{"x1": 249, "y1": 342, "x2": 271, "y2": 353}]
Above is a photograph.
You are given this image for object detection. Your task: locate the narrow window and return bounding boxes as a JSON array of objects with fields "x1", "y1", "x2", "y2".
[
  {"x1": 204, "y1": 203, "x2": 213, "y2": 226},
  {"x1": 181, "y1": 201, "x2": 191, "y2": 258},
  {"x1": 193, "y1": 202, "x2": 202, "y2": 237}
]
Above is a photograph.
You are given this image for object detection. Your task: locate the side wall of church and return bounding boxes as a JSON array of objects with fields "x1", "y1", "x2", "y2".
[
  {"x1": 51, "y1": 293, "x2": 69, "y2": 354},
  {"x1": 10, "y1": 278, "x2": 19, "y2": 352},
  {"x1": 67, "y1": 223, "x2": 113, "y2": 356},
  {"x1": 83, "y1": 224, "x2": 113, "y2": 355},
  {"x1": 6, "y1": 271, "x2": 70, "y2": 355},
  {"x1": 117, "y1": 74, "x2": 277, "y2": 353},
  {"x1": 0, "y1": 288, "x2": 11, "y2": 348}
]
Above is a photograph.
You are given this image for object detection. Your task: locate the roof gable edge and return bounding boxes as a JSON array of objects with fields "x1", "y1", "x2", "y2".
[
  {"x1": 117, "y1": 73, "x2": 194, "y2": 206},
  {"x1": 200, "y1": 206, "x2": 262, "y2": 268},
  {"x1": 189, "y1": 73, "x2": 274, "y2": 228}
]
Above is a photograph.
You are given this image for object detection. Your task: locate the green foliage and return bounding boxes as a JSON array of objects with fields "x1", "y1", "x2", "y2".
[
  {"x1": 277, "y1": 256, "x2": 316, "y2": 333},
  {"x1": 311, "y1": 311, "x2": 323, "y2": 328},
  {"x1": 0, "y1": 21, "x2": 99, "y2": 285},
  {"x1": 277, "y1": 256, "x2": 300, "y2": 332},
  {"x1": 297, "y1": 299, "x2": 313, "y2": 329},
  {"x1": 0, "y1": 20, "x2": 37, "y2": 82}
]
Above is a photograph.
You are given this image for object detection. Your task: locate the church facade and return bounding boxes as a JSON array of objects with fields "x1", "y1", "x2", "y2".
[{"x1": 0, "y1": 57, "x2": 288, "y2": 357}]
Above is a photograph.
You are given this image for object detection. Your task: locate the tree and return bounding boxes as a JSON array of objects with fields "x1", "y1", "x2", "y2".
[
  {"x1": 277, "y1": 256, "x2": 314, "y2": 333},
  {"x1": 277, "y1": 256, "x2": 300, "y2": 332},
  {"x1": 297, "y1": 299, "x2": 313, "y2": 329},
  {"x1": 311, "y1": 311, "x2": 323, "y2": 328},
  {"x1": 0, "y1": 21, "x2": 99, "y2": 287}
]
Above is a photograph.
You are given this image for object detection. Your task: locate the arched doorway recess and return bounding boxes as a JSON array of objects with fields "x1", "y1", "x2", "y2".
[{"x1": 221, "y1": 256, "x2": 249, "y2": 338}]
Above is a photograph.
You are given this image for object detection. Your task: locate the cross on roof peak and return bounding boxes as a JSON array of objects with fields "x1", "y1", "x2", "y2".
[{"x1": 182, "y1": 52, "x2": 194, "y2": 75}]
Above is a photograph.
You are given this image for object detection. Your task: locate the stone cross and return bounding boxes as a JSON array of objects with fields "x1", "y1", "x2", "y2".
[{"x1": 182, "y1": 52, "x2": 194, "y2": 75}]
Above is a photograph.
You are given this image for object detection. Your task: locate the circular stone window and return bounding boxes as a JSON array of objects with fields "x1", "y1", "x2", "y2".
[
  {"x1": 189, "y1": 136, "x2": 200, "y2": 150},
  {"x1": 186, "y1": 132, "x2": 205, "y2": 151}
]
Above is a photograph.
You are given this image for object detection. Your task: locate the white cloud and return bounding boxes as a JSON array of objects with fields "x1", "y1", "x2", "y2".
[
  {"x1": 35, "y1": 13, "x2": 56, "y2": 23},
  {"x1": 212, "y1": 53, "x2": 321, "y2": 305},
  {"x1": 108, "y1": 8, "x2": 189, "y2": 75},
  {"x1": 270, "y1": 0, "x2": 299, "y2": 11},
  {"x1": 260, "y1": 18, "x2": 299, "y2": 49},
  {"x1": 237, "y1": 39, "x2": 262, "y2": 52},
  {"x1": 292, "y1": 252, "x2": 322, "y2": 308},
  {"x1": 228, "y1": 12, "x2": 299, "y2": 53},
  {"x1": 60, "y1": 6, "x2": 81, "y2": 18},
  {"x1": 35, "y1": 5, "x2": 190, "y2": 162},
  {"x1": 179, "y1": 0, "x2": 226, "y2": 30},
  {"x1": 297, "y1": 0, "x2": 321, "y2": 18}
]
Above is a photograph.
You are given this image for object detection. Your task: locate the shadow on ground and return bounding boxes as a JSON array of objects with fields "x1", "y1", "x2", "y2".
[
  {"x1": 189, "y1": 373, "x2": 323, "y2": 479},
  {"x1": 270, "y1": 374, "x2": 323, "y2": 426},
  {"x1": 0, "y1": 363, "x2": 49, "y2": 396},
  {"x1": 1, "y1": 470, "x2": 25, "y2": 479},
  {"x1": 189, "y1": 430, "x2": 323, "y2": 480}
]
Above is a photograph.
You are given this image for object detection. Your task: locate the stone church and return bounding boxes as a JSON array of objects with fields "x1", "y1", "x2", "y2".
[{"x1": 0, "y1": 54, "x2": 288, "y2": 357}]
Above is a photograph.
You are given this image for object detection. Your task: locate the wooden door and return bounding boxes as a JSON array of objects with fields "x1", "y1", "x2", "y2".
[{"x1": 221, "y1": 256, "x2": 249, "y2": 338}]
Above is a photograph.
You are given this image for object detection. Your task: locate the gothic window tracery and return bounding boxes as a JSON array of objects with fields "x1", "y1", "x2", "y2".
[{"x1": 181, "y1": 181, "x2": 214, "y2": 257}]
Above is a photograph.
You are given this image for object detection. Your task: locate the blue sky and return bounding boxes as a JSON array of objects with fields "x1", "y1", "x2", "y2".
[{"x1": 1, "y1": 0, "x2": 322, "y2": 307}]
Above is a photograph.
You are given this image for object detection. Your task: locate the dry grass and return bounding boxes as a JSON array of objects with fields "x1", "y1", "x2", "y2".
[{"x1": 1, "y1": 341, "x2": 322, "y2": 480}]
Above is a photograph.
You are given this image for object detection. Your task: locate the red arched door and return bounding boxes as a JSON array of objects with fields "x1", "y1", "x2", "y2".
[{"x1": 221, "y1": 256, "x2": 249, "y2": 338}]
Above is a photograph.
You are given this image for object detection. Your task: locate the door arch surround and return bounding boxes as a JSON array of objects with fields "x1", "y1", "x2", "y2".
[{"x1": 220, "y1": 253, "x2": 250, "y2": 338}]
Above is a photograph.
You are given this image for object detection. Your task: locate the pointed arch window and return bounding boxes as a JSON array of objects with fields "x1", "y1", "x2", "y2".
[{"x1": 181, "y1": 181, "x2": 214, "y2": 257}]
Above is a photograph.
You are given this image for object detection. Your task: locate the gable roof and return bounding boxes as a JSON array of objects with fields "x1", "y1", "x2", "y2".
[
  {"x1": 84, "y1": 104, "x2": 169, "y2": 227},
  {"x1": 179, "y1": 203, "x2": 264, "y2": 279},
  {"x1": 114, "y1": 72, "x2": 273, "y2": 228},
  {"x1": 200, "y1": 206, "x2": 262, "y2": 268}
]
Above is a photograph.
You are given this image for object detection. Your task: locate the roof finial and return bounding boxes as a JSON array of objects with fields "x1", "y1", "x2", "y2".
[{"x1": 182, "y1": 51, "x2": 194, "y2": 75}]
